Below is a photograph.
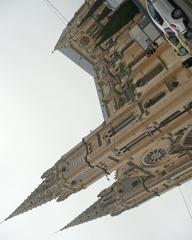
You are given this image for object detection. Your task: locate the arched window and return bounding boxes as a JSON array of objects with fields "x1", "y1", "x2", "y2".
[
  {"x1": 136, "y1": 64, "x2": 164, "y2": 87},
  {"x1": 144, "y1": 91, "x2": 166, "y2": 109}
]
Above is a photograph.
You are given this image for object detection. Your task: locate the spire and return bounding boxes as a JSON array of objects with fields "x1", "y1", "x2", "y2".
[
  {"x1": 60, "y1": 184, "x2": 117, "y2": 230},
  {"x1": 4, "y1": 158, "x2": 80, "y2": 222},
  {"x1": 61, "y1": 176, "x2": 141, "y2": 230},
  {"x1": 60, "y1": 199, "x2": 110, "y2": 231},
  {"x1": 5, "y1": 165, "x2": 66, "y2": 221},
  {"x1": 5, "y1": 180, "x2": 56, "y2": 221},
  {"x1": 5, "y1": 141, "x2": 88, "y2": 222}
]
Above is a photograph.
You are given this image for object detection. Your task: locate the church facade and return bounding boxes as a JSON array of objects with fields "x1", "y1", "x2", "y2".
[{"x1": 6, "y1": 0, "x2": 192, "y2": 230}]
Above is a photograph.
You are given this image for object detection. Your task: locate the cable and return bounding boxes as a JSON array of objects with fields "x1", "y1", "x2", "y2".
[
  {"x1": 43, "y1": 0, "x2": 66, "y2": 24},
  {"x1": 179, "y1": 186, "x2": 192, "y2": 221},
  {"x1": 46, "y1": 0, "x2": 69, "y2": 23},
  {"x1": 43, "y1": 0, "x2": 69, "y2": 24}
]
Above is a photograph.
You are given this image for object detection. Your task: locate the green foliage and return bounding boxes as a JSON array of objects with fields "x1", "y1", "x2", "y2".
[{"x1": 97, "y1": 0, "x2": 139, "y2": 46}]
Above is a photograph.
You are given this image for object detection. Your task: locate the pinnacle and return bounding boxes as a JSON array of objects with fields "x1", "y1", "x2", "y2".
[
  {"x1": 54, "y1": 225, "x2": 68, "y2": 233},
  {"x1": 59, "y1": 226, "x2": 67, "y2": 232},
  {"x1": 4, "y1": 213, "x2": 16, "y2": 222},
  {"x1": 58, "y1": 222, "x2": 74, "y2": 232}
]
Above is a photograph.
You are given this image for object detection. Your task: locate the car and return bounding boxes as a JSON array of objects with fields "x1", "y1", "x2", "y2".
[
  {"x1": 146, "y1": 0, "x2": 192, "y2": 40},
  {"x1": 177, "y1": 32, "x2": 192, "y2": 53},
  {"x1": 165, "y1": 34, "x2": 189, "y2": 56},
  {"x1": 164, "y1": 28, "x2": 192, "y2": 68}
]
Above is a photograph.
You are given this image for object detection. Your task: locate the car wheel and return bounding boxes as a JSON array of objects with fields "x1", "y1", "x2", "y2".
[
  {"x1": 184, "y1": 30, "x2": 192, "y2": 40},
  {"x1": 172, "y1": 9, "x2": 183, "y2": 19}
]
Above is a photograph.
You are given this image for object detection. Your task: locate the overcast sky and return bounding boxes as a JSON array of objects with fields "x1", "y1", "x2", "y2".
[{"x1": 0, "y1": 1, "x2": 192, "y2": 240}]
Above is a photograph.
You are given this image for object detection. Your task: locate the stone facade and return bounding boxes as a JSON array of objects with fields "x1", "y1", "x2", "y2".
[{"x1": 6, "y1": 0, "x2": 192, "y2": 230}]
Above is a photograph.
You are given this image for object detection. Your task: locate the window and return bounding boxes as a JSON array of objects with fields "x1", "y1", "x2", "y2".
[
  {"x1": 136, "y1": 64, "x2": 164, "y2": 87},
  {"x1": 132, "y1": 180, "x2": 139, "y2": 188},
  {"x1": 113, "y1": 114, "x2": 136, "y2": 134},
  {"x1": 147, "y1": 2, "x2": 164, "y2": 26},
  {"x1": 178, "y1": 46, "x2": 189, "y2": 56},
  {"x1": 144, "y1": 91, "x2": 166, "y2": 109},
  {"x1": 164, "y1": 27, "x2": 173, "y2": 35},
  {"x1": 168, "y1": 35, "x2": 179, "y2": 46},
  {"x1": 167, "y1": 80, "x2": 179, "y2": 91},
  {"x1": 159, "y1": 111, "x2": 181, "y2": 127}
]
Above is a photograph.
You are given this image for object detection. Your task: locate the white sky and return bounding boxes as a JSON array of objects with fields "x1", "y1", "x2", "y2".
[{"x1": 0, "y1": 1, "x2": 192, "y2": 240}]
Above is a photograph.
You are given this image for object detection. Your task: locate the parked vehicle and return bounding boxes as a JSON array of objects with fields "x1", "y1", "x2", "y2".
[
  {"x1": 165, "y1": 34, "x2": 189, "y2": 56},
  {"x1": 178, "y1": 33, "x2": 192, "y2": 53},
  {"x1": 146, "y1": 0, "x2": 192, "y2": 40},
  {"x1": 164, "y1": 27, "x2": 192, "y2": 68}
]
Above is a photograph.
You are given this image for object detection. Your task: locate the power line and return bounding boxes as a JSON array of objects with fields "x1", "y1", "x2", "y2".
[
  {"x1": 45, "y1": 0, "x2": 69, "y2": 23},
  {"x1": 43, "y1": 0, "x2": 66, "y2": 24},
  {"x1": 43, "y1": 0, "x2": 69, "y2": 24},
  {"x1": 179, "y1": 186, "x2": 192, "y2": 221}
]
